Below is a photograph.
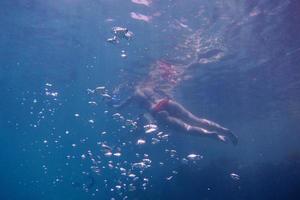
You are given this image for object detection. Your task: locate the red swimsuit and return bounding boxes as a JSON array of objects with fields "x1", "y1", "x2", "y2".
[{"x1": 152, "y1": 99, "x2": 170, "y2": 112}]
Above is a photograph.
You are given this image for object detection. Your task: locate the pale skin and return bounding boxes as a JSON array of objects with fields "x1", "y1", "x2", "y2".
[{"x1": 114, "y1": 86, "x2": 238, "y2": 145}]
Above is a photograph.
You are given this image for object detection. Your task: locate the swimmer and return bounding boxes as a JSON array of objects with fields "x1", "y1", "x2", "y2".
[{"x1": 114, "y1": 86, "x2": 238, "y2": 145}]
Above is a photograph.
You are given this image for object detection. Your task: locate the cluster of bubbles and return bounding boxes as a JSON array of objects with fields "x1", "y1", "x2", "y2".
[
  {"x1": 17, "y1": 83, "x2": 61, "y2": 130},
  {"x1": 18, "y1": 65, "x2": 239, "y2": 199},
  {"x1": 107, "y1": 27, "x2": 133, "y2": 44},
  {"x1": 80, "y1": 86, "x2": 209, "y2": 198},
  {"x1": 106, "y1": 26, "x2": 134, "y2": 59},
  {"x1": 16, "y1": 85, "x2": 241, "y2": 199}
]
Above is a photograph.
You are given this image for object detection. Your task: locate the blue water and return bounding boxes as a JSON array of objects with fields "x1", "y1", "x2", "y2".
[{"x1": 1, "y1": 0, "x2": 300, "y2": 199}]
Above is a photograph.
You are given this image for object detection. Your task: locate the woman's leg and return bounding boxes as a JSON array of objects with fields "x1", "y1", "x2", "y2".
[
  {"x1": 157, "y1": 111, "x2": 226, "y2": 143},
  {"x1": 166, "y1": 100, "x2": 221, "y2": 129},
  {"x1": 165, "y1": 100, "x2": 238, "y2": 145}
]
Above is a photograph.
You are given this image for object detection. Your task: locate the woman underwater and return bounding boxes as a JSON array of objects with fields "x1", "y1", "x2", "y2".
[{"x1": 114, "y1": 86, "x2": 238, "y2": 145}]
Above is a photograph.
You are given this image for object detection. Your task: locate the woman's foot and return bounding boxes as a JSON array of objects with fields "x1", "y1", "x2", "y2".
[
  {"x1": 230, "y1": 134, "x2": 238, "y2": 145},
  {"x1": 227, "y1": 131, "x2": 238, "y2": 145}
]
